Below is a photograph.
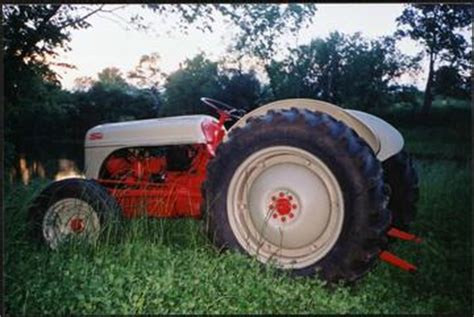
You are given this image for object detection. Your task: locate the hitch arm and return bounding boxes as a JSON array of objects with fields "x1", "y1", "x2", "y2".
[{"x1": 379, "y1": 227, "x2": 422, "y2": 272}]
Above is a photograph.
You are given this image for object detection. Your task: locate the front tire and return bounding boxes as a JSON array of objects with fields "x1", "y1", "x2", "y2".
[
  {"x1": 204, "y1": 108, "x2": 391, "y2": 283},
  {"x1": 28, "y1": 178, "x2": 121, "y2": 249}
]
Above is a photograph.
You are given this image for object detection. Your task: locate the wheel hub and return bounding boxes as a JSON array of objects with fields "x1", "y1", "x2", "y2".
[
  {"x1": 69, "y1": 217, "x2": 85, "y2": 233},
  {"x1": 269, "y1": 190, "x2": 299, "y2": 222},
  {"x1": 42, "y1": 198, "x2": 100, "y2": 249}
]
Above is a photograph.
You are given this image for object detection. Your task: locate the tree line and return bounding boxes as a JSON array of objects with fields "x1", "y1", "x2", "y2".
[{"x1": 3, "y1": 4, "x2": 471, "y2": 170}]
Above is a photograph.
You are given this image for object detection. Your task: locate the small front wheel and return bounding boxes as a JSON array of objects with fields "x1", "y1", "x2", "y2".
[{"x1": 28, "y1": 178, "x2": 121, "y2": 249}]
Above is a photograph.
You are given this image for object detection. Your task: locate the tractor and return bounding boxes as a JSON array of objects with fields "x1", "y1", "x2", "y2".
[{"x1": 28, "y1": 98, "x2": 420, "y2": 283}]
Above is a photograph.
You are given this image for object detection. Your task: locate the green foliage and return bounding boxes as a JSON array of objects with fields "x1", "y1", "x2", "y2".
[
  {"x1": 217, "y1": 69, "x2": 262, "y2": 111},
  {"x1": 4, "y1": 106, "x2": 472, "y2": 314},
  {"x1": 70, "y1": 80, "x2": 158, "y2": 137},
  {"x1": 339, "y1": 35, "x2": 416, "y2": 110},
  {"x1": 6, "y1": 74, "x2": 76, "y2": 148},
  {"x1": 395, "y1": 4, "x2": 472, "y2": 114},
  {"x1": 161, "y1": 54, "x2": 263, "y2": 116},
  {"x1": 433, "y1": 65, "x2": 470, "y2": 99},
  {"x1": 3, "y1": 5, "x2": 104, "y2": 108},
  {"x1": 389, "y1": 85, "x2": 423, "y2": 112},
  {"x1": 97, "y1": 67, "x2": 129, "y2": 90},
  {"x1": 3, "y1": 4, "x2": 105, "y2": 152},
  {"x1": 226, "y1": 4, "x2": 317, "y2": 61},
  {"x1": 395, "y1": 4, "x2": 472, "y2": 59},
  {"x1": 160, "y1": 54, "x2": 222, "y2": 116},
  {"x1": 4, "y1": 3, "x2": 315, "y2": 152},
  {"x1": 145, "y1": 4, "x2": 317, "y2": 61},
  {"x1": 383, "y1": 98, "x2": 471, "y2": 161},
  {"x1": 266, "y1": 32, "x2": 416, "y2": 110}
]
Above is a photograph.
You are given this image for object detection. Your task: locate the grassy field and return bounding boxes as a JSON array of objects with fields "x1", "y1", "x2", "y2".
[{"x1": 4, "y1": 104, "x2": 472, "y2": 314}]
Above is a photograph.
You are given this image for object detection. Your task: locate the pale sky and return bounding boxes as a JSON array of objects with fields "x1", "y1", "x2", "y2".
[{"x1": 52, "y1": 4, "x2": 449, "y2": 91}]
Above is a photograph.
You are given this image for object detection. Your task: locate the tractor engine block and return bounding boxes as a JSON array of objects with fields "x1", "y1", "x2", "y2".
[
  {"x1": 98, "y1": 145, "x2": 209, "y2": 219},
  {"x1": 105, "y1": 152, "x2": 167, "y2": 183}
]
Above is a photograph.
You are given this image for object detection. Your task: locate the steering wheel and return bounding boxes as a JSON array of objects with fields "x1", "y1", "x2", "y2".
[{"x1": 200, "y1": 97, "x2": 246, "y2": 120}]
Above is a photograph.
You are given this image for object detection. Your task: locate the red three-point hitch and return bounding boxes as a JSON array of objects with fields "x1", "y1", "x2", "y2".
[{"x1": 379, "y1": 227, "x2": 422, "y2": 272}]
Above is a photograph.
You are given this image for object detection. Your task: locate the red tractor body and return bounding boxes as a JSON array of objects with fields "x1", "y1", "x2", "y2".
[{"x1": 95, "y1": 115, "x2": 226, "y2": 219}]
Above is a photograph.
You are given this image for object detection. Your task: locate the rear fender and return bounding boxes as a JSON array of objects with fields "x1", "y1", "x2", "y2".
[
  {"x1": 228, "y1": 98, "x2": 403, "y2": 161},
  {"x1": 345, "y1": 110, "x2": 404, "y2": 161}
]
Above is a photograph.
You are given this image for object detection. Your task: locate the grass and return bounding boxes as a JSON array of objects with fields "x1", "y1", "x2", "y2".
[{"x1": 4, "y1": 104, "x2": 472, "y2": 314}]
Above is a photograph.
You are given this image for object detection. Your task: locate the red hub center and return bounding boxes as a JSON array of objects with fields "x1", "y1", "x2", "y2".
[
  {"x1": 269, "y1": 191, "x2": 298, "y2": 223},
  {"x1": 70, "y1": 217, "x2": 85, "y2": 233},
  {"x1": 276, "y1": 197, "x2": 292, "y2": 215}
]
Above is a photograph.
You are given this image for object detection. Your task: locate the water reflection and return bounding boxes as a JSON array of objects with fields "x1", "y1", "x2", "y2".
[
  {"x1": 55, "y1": 159, "x2": 85, "y2": 181},
  {"x1": 8, "y1": 138, "x2": 85, "y2": 185},
  {"x1": 10, "y1": 156, "x2": 84, "y2": 185}
]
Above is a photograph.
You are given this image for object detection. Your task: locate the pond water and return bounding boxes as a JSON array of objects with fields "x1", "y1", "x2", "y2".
[{"x1": 8, "y1": 138, "x2": 86, "y2": 185}]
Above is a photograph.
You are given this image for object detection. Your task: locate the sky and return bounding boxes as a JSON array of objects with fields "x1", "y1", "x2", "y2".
[{"x1": 53, "y1": 4, "x2": 439, "y2": 91}]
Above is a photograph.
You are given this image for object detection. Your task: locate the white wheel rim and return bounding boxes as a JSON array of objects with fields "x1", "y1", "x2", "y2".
[
  {"x1": 227, "y1": 146, "x2": 344, "y2": 269},
  {"x1": 42, "y1": 198, "x2": 100, "y2": 249}
]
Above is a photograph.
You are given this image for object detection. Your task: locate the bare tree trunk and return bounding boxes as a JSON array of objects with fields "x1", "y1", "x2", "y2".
[{"x1": 421, "y1": 52, "x2": 435, "y2": 115}]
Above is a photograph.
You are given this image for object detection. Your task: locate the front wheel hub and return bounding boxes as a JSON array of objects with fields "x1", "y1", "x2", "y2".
[
  {"x1": 42, "y1": 198, "x2": 100, "y2": 249},
  {"x1": 69, "y1": 217, "x2": 85, "y2": 233}
]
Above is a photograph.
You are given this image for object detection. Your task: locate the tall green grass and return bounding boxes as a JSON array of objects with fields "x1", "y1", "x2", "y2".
[{"x1": 4, "y1": 105, "x2": 472, "y2": 314}]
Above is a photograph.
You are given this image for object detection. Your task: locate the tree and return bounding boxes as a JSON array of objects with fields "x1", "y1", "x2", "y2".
[
  {"x1": 4, "y1": 4, "x2": 316, "y2": 103},
  {"x1": 391, "y1": 85, "x2": 422, "y2": 112},
  {"x1": 127, "y1": 53, "x2": 166, "y2": 89},
  {"x1": 70, "y1": 71, "x2": 158, "y2": 140},
  {"x1": 3, "y1": 5, "x2": 110, "y2": 105},
  {"x1": 145, "y1": 4, "x2": 317, "y2": 61},
  {"x1": 96, "y1": 67, "x2": 128, "y2": 90},
  {"x1": 3, "y1": 4, "x2": 117, "y2": 149},
  {"x1": 161, "y1": 54, "x2": 222, "y2": 116},
  {"x1": 265, "y1": 33, "x2": 346, "y2": 101},
  {"x1": 266, "y1": 32, "x2": 414, "y2": 110},
  {"x1": 339, "y1": 34, "x2": 414, "y2": 110},
  {"x1": 217, "y1": 69, "x2": 262, "y2": 111},
  {"x1": 161, "y1": 54, "x2": 264, "y2": 116},
  {"x1": 433, "y1": 65, "x2": 470, "y2": 99},
  {"x1": 395, "y1": 4, "x2": 472, "y2": 115},
  {"x1": 266, "y1": 58, "x2": 314, "y2": 100},
  {"x1": 3, "y1": 4, "x2": 317, "y2": 136}
]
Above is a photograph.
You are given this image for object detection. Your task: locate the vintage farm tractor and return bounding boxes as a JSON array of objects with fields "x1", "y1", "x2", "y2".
[{"x1": 28, "y1": 98, "x2": 420, "y2": 283}]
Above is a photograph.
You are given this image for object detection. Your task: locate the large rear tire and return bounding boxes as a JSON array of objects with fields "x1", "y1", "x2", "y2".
[
  {"x1": 28, "y1": 178, "x2": 122, "y2": 249},
  {"x1": 382, "y1": 150, "x2": 419, "y2": 230},
  {"x1": 204, "y1": 108, "x2": 391, "y2": 283}
]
